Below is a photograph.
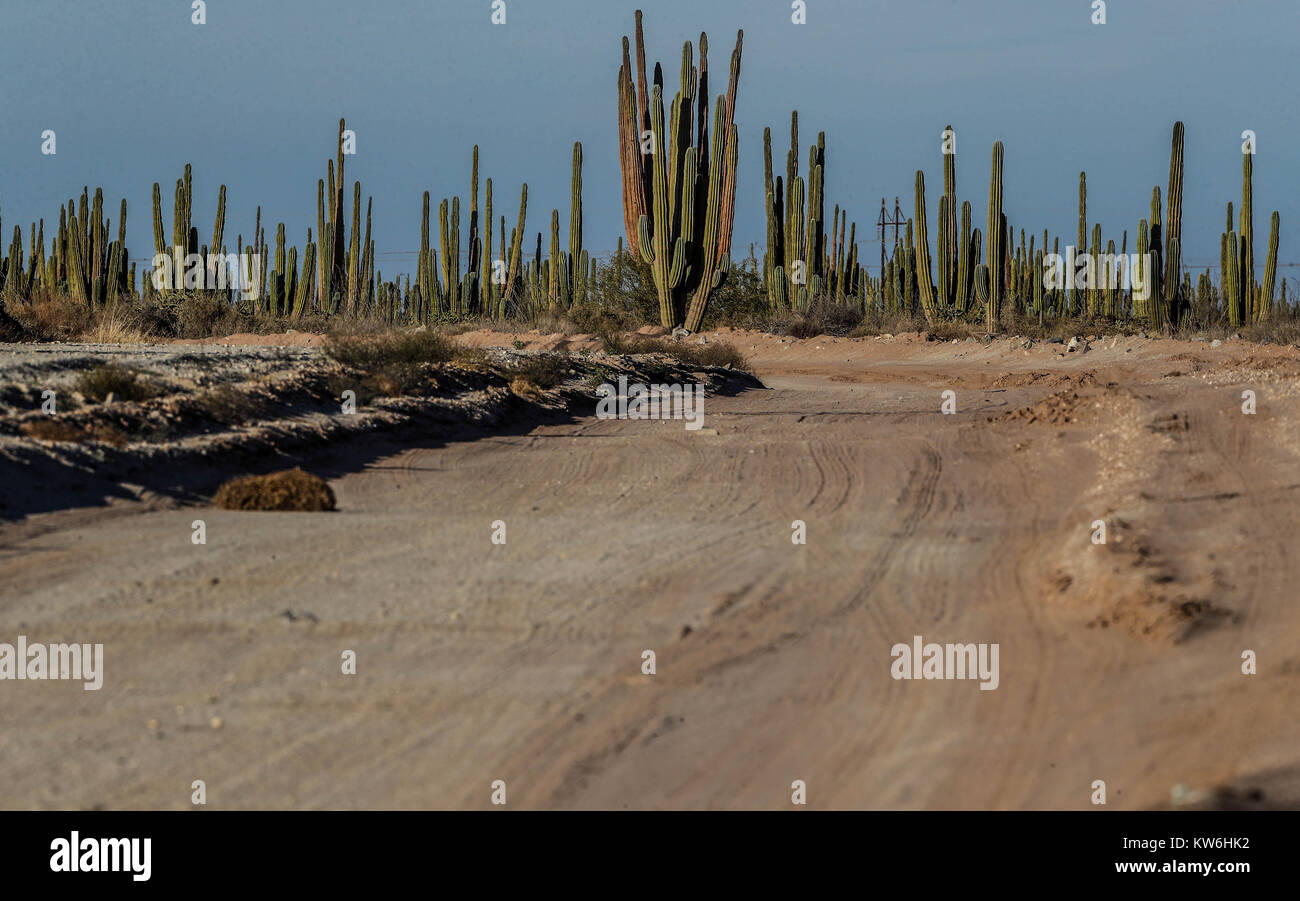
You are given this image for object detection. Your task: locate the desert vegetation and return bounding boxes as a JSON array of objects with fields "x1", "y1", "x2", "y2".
[{"x1": 0, "y1": 10, "x2": 1292, "y2": 348}]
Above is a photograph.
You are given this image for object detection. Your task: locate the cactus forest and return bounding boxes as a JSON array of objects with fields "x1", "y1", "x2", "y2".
[{"x1": 0, "y1": 11, "x2": 1287, "y2": 340}]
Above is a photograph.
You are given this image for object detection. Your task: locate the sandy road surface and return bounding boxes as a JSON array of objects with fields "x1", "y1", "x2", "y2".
[{"x1": 3, "y1": 330, "x2": 1299, "y2": 809}]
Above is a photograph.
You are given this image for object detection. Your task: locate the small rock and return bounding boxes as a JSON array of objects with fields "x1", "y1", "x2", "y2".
[
  {"x1": 209, "y1": 717, "x2": 224, "y2": 730},
  {"x1": 104, "y1": 392, "x2": 117, "y2": 405},
  {"x1": 671, "y1": 327, "x2": 690, "y2": 340},
  {"x1": 1047, "y1": 337, "x2": 1065, "y2": 345},
  {"x1": 696, "y1": 336, "x2": 708, "y2": 345},
  {"x1": 1211, "y1": 339, "x2": 1223, "y2": 348}
]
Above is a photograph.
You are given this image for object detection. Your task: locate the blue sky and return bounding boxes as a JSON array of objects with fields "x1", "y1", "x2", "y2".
[{"x1": 2, "y1": 0, "x2": 1295, "y2": 282}]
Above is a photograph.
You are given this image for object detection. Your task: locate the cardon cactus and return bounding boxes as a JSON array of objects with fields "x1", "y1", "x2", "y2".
[
  {"x1": 913, "y1": 170, "x2": 938, "y2": 324},
  {"x1": 985, "y1": 142, "x2": 1004, "y2": 331},
  {"x1": 618, "y1": 11, "x2": 742, "y2": 330},
  {"x1": 974, "y1": 263, "x2": 990, "y2": 307},
  {"x1": 1259, "y1": 210, "x2": 1279, "y2": 321},
  {"x1": 1161, "y1": 121, "x2": 1184, "y2": 326}
]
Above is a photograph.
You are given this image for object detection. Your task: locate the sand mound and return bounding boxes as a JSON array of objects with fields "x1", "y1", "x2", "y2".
[
  {"x1": 985, "y1": 369, "x2": 1101, "y2": 389},
  {"x1": 994, "y1": 390, "x2": 1090, "y2": 425}
]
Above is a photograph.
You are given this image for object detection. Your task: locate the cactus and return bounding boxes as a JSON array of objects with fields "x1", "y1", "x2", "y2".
[
  {"x1": 568, "y1": 142, "x2": 583, "y2": 308},
  {"x1": 1260, "y1": 210, "x2": 1279, "y2": 320},
  {"x1": 1160, "y1": 122, "x2": 1184, "y2": 326},
  {"x1": 974, "y1": 263, "x2": 990, "y2": 307},
  {"x1": 504, "y1": 183, "x2": 528, "y2": 307},
  {"x1": 293, "y1": 239, "x2": 316, "y2": 317},
  {"x1": 913, "y1": 170, "x2": 938, "y2": 324},
  {"x1": 936, "y1": 194, "x2": 950, "y2": 313},
  {"x1": 1089, "y1": 223, "x2": 1101, "y2": 315},
  {"x1": 986, "y1": 142, "x2": 1005, "y2": 331},
  {"x1": 956, "y1": 201, "x2": 972, "y2": 313},
  {"x1": 619, "y1": 12, "x2": 742, "y2": 330},
  {"x1": 942, "y1": 125, "x2": 958, "y2": 308},
  {"x1": 1225, "y1": 230, "x2": 1242, "y2": 326},
  {"x1": 1241, "y1": 148, "x2": 1255, "y2": 320},
  {"x1": 1072, "y1": 172, "x2": 1085, "y2": 317},
  {"x1": 483, "y1": 178, "x2": 495, "y2": 318}
]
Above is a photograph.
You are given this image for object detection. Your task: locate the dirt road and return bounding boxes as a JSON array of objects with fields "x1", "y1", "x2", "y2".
[{"x1": 3, "y1": 330, "x2": 1299, "y2": 809}]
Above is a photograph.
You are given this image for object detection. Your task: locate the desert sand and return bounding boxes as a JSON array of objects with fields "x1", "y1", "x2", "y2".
[{"x1": 2, "y1": 329, "x2": 1298, "y2": 809}]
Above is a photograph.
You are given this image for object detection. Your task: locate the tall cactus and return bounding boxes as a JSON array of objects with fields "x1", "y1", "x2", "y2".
[
  {"x1": 1240, "y1": 148, "x2": 1255, "y2": 321},
  {"x1": 1148, "y1": 186, "x2": 1163, "y2": 328},
  {"x1": 913, "y1": 170, "x2": 938, "y2": 324},
  {"x1": 956, "y1": 201, "x2": 973, "y2": 313},
  {"x1": 1073, "y1": 172, "x2": 1086, "y2": 317},
  {"x1": 985, "y1": 142, "x2": 1005, "y2": 331},
  {"x1": 941, "y1": 125, "x2": 958, "y2": 308},
  {"x1": 504, "y1": 183, "x2": 528, "y2": 307},
  {"x1": 1161, "y1": 122, "x2": 1184, "y2": 327},
  {"x1": 618, "y1": 12, "x2": 742, "y2": 330},
  {"x1": 568, "y1": 142, "x2": 583, "y2": 308},
  {"x1": 1260, "y1": 210, "x2": 1279, "y2": 321}
]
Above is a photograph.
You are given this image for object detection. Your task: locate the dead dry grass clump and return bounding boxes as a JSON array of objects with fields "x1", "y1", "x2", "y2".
[
  {"x1": 20, "y1": 418, "x2": 128, "y2": 447},
  {"x1": 195, "y1": 383, "x2": 273, "y2": 425},
  {"x1": 600, "y1": 332, "x2": 750, "y2": 370},
  {"x1": 75, "y1": 364, "x2": 156, "y2": 403},
  {"x1": 212, "y1": 468, "x2": 336, "y2": 511},
  {"x1": 507, "y1": 354, "x2": 568, "y2": 392},
  {"x1": 5, "y1": 293, "x2": 94, "y2": 341},
  {"x1": 325, "y1": 329, "x2": 456, "y2": 368},
  {"x1": 0, "y1": 303, "x2": 34, "y2": 341},
  {"x1": 324, "y1": 329, "x2": 459, "y2": 396},
  {"x1": 777, "y1": 302, "x2": 866, "y2": 338},
  {"x1": 509, "y1": 377, "x2": 545, "y2": 399},
  {"x1": 848, "y1": 313, "x2": 933, "y2": 338},
  {"x1": 176, "y1": 293, "x2": 239, "y2": 339}
]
